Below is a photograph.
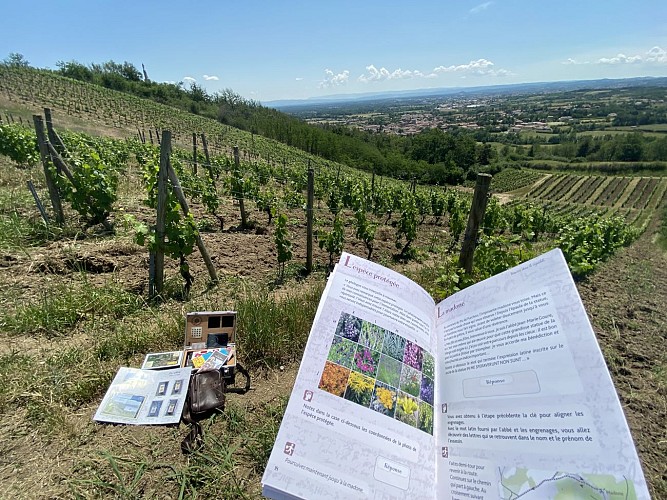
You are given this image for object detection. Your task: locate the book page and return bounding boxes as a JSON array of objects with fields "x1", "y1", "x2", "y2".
[
  {"x1": 434, "y1": 249, "x2": 650, "y2": 500},
  {"x1": 262, "y1": 253, "x2": 437, "y2": 499}
]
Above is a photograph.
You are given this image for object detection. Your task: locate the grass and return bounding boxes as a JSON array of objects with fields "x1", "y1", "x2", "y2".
[
  {"x1": 0, "y1": 178, "x2": 55, "y2": 250},
  {"x1": 1, "y1": 277, "x2": 145, "y2": 336},
  {"x1": 0, "y1": 265, "x2": 318, "y2": 497},
  {"x1": 65, "y1": 398, "x2": 288, "y2": 499},
  {"x1": 235, "y1": 282, "x2": 324, "y2": 368}
]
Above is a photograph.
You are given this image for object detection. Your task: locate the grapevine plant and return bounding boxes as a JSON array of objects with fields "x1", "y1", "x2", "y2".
[
  {"x1": 129, "y1": 145, "x2": 199, "y2": 295},
  {"x1": 319, "y1": 213, "x2": 345, "y2": 270},
  {"x1": 54, "y1": 147, "x2": 119, "y2": 226},
  {"x1": 274, "y1": 213, "x2": 293, "y2": 280},
  {"x1": 395, "y1": 194, "x2": 418, "y2": 260},
  {"x1": 0, "y1": 123, "x2": 38, "y2": 167}
]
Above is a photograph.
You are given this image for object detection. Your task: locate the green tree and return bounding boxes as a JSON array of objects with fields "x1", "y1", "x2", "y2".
[{"x1": 2, "y1": 52, "x2": 29, "y2": 68}]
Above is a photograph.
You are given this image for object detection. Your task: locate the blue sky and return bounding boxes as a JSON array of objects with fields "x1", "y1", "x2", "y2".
[{"x1": 2, "y1": 0, "x2": 666, "y2": 102}]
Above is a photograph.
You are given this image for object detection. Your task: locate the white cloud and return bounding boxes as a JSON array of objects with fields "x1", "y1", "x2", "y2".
[
  {"x1": 646, "y1": 46, "x2": 666, "y2": 63},
  {"x1": 356, "y1": 59, "x2": 510, "y2": 84},
  {"x1": 598, "y1": 53, "x2": 643, "y2": 65},
  {"x1": 295, "y1": 77, "x2": 304, "y2": 81},
  {"x1": 183, "y1": 76, "x2": 196, "y2": 82},
  {"x1": 432, "y1": 58, "x2": 510, "y2": 76},
  {"x1": 358, "y1": 65, "x2": 430, "y2": 83},
  {"x1": 470, "y1": 2, "x2": 493, "y2": 14},
  {"x1": 203, "y1": 75, "x2": 219, "y2": 81},
  {"x1": 318, "y1": 69, "x2": 350, "y2": 88},
  {"x1": 358, "y1": 65, "x2": 391, "y2": 82},
  {"x1": 568, "y1": 46, "x2": 667, "y2": 65}
]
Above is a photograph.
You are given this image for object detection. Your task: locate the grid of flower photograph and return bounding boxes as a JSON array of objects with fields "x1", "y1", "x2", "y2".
[{"x1": 319, "y1": 312, "x2": 434, "y2": 435}]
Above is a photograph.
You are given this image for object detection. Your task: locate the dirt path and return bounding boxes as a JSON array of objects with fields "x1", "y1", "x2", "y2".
[{"x1": 577, "y1": 215, "x2": 667, "y2": 498}]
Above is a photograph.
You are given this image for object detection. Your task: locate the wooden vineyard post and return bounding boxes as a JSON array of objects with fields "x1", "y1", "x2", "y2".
[
  {"x1": 371, "y1": 167, "x2": 375, "y2": 197},
  {"x1": 192, "y1": 132, "x2": 198, "y2": 175},
  {"x1": 32, "y1": 115, "x2": 65, "y2": 225},
  {"x1": 152, "y1": 130, "x2": 170, "y2": 297},
  {"x1": 27, "y1": 180, "x2": 49, "y2": 224},
  {"x1": 166, "y1": 151, "x2": 219, "y2": 284},
  {"x1": 200, "y1": 133, "x2": 214, "y2": 180},
  {"x1": 233, "y1": 146, "x2": 249, "y2": 228},
  {"x1": 458, "y1": 173, "x2": 492, "y2": 274},
  {"x1": 306, "y1": 167, "x2": 314, "y2": 273},
  {"x1": 44, "y1": 108, "x2": 67, "y2": 155}
]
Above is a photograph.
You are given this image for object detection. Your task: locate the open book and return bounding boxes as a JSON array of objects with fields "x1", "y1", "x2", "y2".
[{"x1": 262, "y1": 249, "x2": 650, "y2": 499}]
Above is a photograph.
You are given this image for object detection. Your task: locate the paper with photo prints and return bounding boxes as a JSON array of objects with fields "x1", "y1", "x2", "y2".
[{"x1": 93, "y1": 367, "x2": 191, "y2": 425}]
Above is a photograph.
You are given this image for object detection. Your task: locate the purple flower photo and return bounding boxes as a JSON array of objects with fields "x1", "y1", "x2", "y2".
[
  {"x1": 335, "y1": 312, "x2": 361, "y2": 342},
  {"x1": 403, "y1": 341, "x2": 423, "y2": 370},
  {"x1": 420, "y1": 376, "x2": 434, "y2": 405},
  {"x1": 352, "y1": 347, "x2": 380, "y2": 378}
]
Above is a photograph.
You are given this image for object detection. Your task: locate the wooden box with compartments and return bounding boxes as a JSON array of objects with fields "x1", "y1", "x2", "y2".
[{"x1": 182, "y1": 311, "x2": 238, "y2": 379}]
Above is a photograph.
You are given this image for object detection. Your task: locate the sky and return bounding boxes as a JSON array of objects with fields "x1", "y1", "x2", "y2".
[{"x1": 1, "y1": 0, "x2": 666, "y2": 103}]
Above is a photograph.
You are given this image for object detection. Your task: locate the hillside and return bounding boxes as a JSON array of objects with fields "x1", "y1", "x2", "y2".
[{"x1": 0, "y1": 68, "x2": 665, "y2": 498}]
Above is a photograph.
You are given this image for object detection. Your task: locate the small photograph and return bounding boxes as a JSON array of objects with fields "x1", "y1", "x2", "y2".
[
  {"x1": 370, "y1": 381, "x2": 397, "y2": 417},
  {"x1": 101, "y1": 394, "x2": 144, "y2": 419},
  {"x1": 156, "y1": 381, "x2": 168, "y2": 397},
  {"x1": 326, "y1": 335, "x2": 357, "y2": 369},
  {"x1": 343, "y1": 371, "x2": 375, "y2": 407},
  {"x1": 422, "y1": 351, "x2": 435, "y2": 380},
  {"x1": 198, "y1": 349, "x2": 231, "y2": 372},
  {"x1": 319, "y1": 361, "x2": 351, "y2": 397},
  {"x1": 148, "y1": 400, "x2": 163, "y2": 417},
  {"x1": 352, "y1": 346, "x2": 381, "y2": 378},
  {"x1": 359, "y1": 321, "x2": 384, "y2": 351},
  {"x1": 395, "y1": 392, "x2": 419, "y2": 427},
  {"x1": 335, "y1": 312, "x2": 362, "y2": 343},
  {"x1": 420, "y1": 376, "x2": 434, "y2": 405},
  {"x1": 172, "y1": 379, "x2": 184, "y2": 395},
  {"x1": 183, "y1": 348, "x2": 229, "y2": 370},
  {"x1": 399, "y1": 363, "x2": 422, "y2": 398},
  {"x1": 376, "y1": 354, "x2": 401, "y2": 388},
  {"x1": 382, "y1": 330, "x2": 406, "y2": 361},
  {"x1": 165, "y1": 399, "x2": 179, "y2": 416},
  {"x1": 206, "y1": 332, "x2": 228, "y2": 348},
  {"x1": 141, "y1": 351, "x2": 183, "y2": 370},
  {"x1": 403, "y1": 340, "x2": 423, "y2": 371},
  {"x1": 418, "y1": 401, "x2": 434, "y2": 435}
]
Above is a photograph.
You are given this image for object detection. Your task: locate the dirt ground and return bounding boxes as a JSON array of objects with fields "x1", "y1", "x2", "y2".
[{"x1": 576, "y1": 216, "x2": 667, "y2": 498}]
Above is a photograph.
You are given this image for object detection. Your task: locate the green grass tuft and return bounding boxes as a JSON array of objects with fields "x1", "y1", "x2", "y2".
[
  {"x1": 235, "y1": 283, "x2": 324, "y2": 368},
  {"x1": 1, "y1": 278, "x2": 145, "y2": 336}
]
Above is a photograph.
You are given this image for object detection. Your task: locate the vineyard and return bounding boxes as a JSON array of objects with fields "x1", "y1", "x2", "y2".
[
  {"x1": 518, "y1": 172, "x2": 667, "y2": 227},
  {"x1": 0, "y1": 69, "x2": 665, "y2": 498}
]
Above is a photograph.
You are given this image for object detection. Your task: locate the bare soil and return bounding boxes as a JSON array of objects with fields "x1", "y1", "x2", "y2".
[{"x1": 576, "y1": 218, "x2": 667, "y2": 498}]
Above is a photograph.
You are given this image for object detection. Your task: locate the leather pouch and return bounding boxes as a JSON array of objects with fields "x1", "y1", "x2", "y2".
[
  {"x1": 190, "y1": 370, "x2": 226, "y2": 415},
  {"x1": 181, "y1": 369, "x2": 226, "y2": 453}
]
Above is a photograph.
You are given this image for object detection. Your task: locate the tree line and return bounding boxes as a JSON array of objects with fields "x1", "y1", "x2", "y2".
[
  {"x1": 50, "y1": 59, "x2": 497, "y2": 184},
  {"x1": 6, "y1": 54, "x2": 663, "y2": 183}
]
